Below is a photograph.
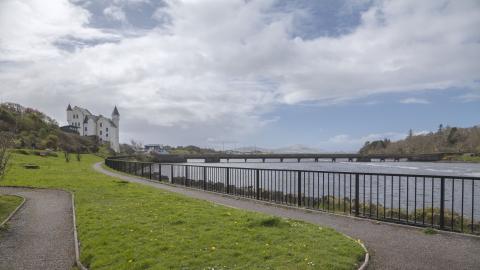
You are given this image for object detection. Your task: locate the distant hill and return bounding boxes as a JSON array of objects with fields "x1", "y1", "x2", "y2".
[
  {"x1": 0, "y1": 102, "x2": 101, "y2": 153},
  {"x1": 359, "y1": 125, "x2": 480, "y2": 155},
  {"x1": 233, "y1": 144, "x2": 323, "y2": 154}
]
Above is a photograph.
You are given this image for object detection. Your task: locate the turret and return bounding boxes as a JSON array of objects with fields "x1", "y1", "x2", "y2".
[
  {"x1": 112, "y1": 106, "x2": 120, "y2": 127},
  {"x1": 66, "y1": 104, "x2": 73, "y2": 125},
  {"x1": 111, "y1": 106, "x2": 120, "y2": 152}
]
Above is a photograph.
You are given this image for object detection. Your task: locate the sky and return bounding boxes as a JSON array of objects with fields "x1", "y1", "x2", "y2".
[{"x1": 0, "y1": 0, "x2": 479, "y2": 152}]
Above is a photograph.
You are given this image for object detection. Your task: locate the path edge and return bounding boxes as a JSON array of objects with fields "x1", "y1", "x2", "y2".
[
  {"x1": 0, "y1": 186, "x2": 88, "y2": 270},
  {"x1": 0, "y1": 194, "x2": 26, "y2": 228},
  {"x1": 71, "y1": 192, "x2": 88, "y2": 270},
  {"x1": 97, "y1": 163, "x2": 370, "y2": 270}
]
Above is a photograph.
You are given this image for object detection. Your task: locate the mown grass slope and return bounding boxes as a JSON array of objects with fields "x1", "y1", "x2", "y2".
[
  {"x1": 0, "y1": 195, "x2": 23, "y2": 224},
  {"x1": 1, "y1": 153, "x2": 365, "y2": 270}
]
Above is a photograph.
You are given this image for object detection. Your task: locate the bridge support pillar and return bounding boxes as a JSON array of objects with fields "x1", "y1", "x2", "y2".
[
  {"x1": 332, "y1": 158, "x2": 336, "y2": 162},
  {"x1": 205, "y1": 157, "x2": 221, "y2": 163},
  {"x1": 297, "y1": 158, "x2": 301, "y2": 163},
  {"x1": 315, "y1": 158, "x2": 318, "y2": 162}
]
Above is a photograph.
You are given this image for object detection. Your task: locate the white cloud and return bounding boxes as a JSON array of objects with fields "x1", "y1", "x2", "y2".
[
  {"x1": 399, "y1": 98, "x2": 430, "y2": 104},
  {"x1": 318, "y1": 132, "x2": 407, "y2": 152},
  {"x1": 0, "y1": 0, "x2": 479, "y2": 145},
  {"x1": 457, "y1": 92, "x2": 480, "y2": 102},
  {"x1": 0, "y1": 0, "x2": 116, "y2": 62},
  {"x1": 103, "y1": 5, "x2": 127, "y2": 22}
]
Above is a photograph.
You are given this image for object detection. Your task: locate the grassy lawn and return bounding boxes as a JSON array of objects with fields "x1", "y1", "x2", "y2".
[
  {"x1": 0, "y1": 195, "x2": 23, "y2": 224},
  {"x1": 1, "y1": 153, "x2": 365, "y2": 270}
]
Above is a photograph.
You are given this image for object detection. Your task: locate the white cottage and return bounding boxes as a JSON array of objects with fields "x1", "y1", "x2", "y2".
[{"x1": 67, "y1": 104, "x2": 120, "y2": 152}]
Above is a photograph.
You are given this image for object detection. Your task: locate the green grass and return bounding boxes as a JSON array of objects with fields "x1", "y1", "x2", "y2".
[
  {"x1": 1, "y1": 153, "x2": 365, "y2": 269},
  {"x1": 0, "y1": 195, "x2": 23, "y2": 224}
]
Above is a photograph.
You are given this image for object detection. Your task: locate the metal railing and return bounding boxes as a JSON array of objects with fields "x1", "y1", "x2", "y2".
[{"x1": 105, "y1": 158, "x2": 480, "y2": 234}]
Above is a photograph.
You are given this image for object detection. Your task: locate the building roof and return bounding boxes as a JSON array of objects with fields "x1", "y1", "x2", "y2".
[
  {"x1": 83, "y1": 114, "x2": 117, "y2": 128},
  {"x1": 73, "y1": 106, "x2": 93, "y2": 116},
  {"x1": 67, "y1": 104, "x2": 72, "y2": 111}
]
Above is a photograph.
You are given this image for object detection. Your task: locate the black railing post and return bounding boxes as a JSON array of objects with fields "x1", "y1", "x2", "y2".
[
  {"x1": 297, "y1": 171, "x2": 302, "y2": 206},
  {"x1": 185, "y1": 165, "x2": 189, "y2": 186},
  {"x1": 256, "y1": 169, "x2": 260, "y2": 200},
  {"x1": 226, "y1": 167, "x2": 230, "y2": 194},
  {"x1": 440, "y1": 177, "x2": 445, "y2": 229},
  {"x1": 203, "y1": 167, "x2": 207, "y2": 190},
  {"x1": 355, "y1": 173, "x2": 360, "y2": 216},
  {"x1": 159, "y1": 163, "x2": 162, "y2": 181},
  {"x1": 149, "y1": 164, "x2": 152, "y2": 179},
  {"x1": 170, "y1": 165, "x2": 174, "y2": 183}
]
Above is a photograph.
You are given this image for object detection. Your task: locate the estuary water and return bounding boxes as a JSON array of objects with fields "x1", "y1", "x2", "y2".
[
  {"x1": 185, "y1": 159, "x2": 480, "y2": 177},
  {"x1": 174, "y1": 160, "x2": 480, "y2": 223}
]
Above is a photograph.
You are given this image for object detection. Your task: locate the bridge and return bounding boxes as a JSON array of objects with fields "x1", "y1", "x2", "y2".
[{"x1": 150, "y1": 152, "x2": 452, "y2": 163}]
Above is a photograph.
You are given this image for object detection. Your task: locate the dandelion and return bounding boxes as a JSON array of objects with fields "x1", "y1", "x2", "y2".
[
  {"x1": 211, "y1": 246, "x2": 216, "y2": 251},
  {"x1": 128, "y1": 259, "x2": 133, "y2": 263}
]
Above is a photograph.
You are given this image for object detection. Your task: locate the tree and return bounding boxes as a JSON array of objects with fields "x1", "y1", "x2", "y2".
[
  {"x1": 408, "y1": 129, "x2": 413, "y2": 139},
  {"x1": 0, "y1": 132, "x2": 13, "y2": 180},
  {"x1": 76, "y1": 148, "x2": 81, "y2": 162},
  {"x1": 438, "y1": 124, "x2": 443, "y2": 134},
  {"x1": 447, "y1": 127, "x2": 458, "y2": 145},
  {"x1": 64, "y1": 151, "x2": 70, "y2": 163},
  {"x1": 130, "y1": 140, "x2": 143, "y2": 152}
]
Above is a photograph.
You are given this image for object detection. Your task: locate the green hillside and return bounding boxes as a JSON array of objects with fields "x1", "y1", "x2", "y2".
[
  {"x1": 360, "y1": 125, "x2": 480, "y2": 157},
  {"x1": 0, "y1": 102, "x2": 102, "y2": 153}
]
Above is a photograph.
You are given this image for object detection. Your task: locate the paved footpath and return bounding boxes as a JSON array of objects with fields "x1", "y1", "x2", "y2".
[
  {"x1": 0, "y1": 187, "x2": 75, "y2": 270},
  {"x1": 95, "y1": 162, "x2": 480, "y2": 270}
]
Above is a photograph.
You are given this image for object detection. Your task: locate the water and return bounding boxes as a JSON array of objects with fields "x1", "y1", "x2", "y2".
[
  {"x1": 125, "y1": 160, "x2": 480, "y2": 227},
  {"x1": 186, "y1": 159, "x2": 480, "y2": 177},
  {"x1": 148, "y1": 160, "x2": 480, "y2": 229}
]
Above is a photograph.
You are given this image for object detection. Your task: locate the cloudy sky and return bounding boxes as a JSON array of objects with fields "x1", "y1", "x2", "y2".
[{"x1": 1, "y1": 0, "x2": 479, "y2": 151}]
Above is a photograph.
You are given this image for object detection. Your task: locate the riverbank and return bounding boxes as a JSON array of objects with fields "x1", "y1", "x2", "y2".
[{"x1": 441, "y1": 154, "x2": 480, "y2": 163}]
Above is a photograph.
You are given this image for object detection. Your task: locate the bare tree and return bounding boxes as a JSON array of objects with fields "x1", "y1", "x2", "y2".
[
  {"x1": 0, "y1": 132, "x2": 14, "y2": 179},
  {"x1": 64, "y1": 151, "x2": 70, "y2": 163},
  {"x1": 130, "y1": 139, "x2": 144, "y2": 152}
]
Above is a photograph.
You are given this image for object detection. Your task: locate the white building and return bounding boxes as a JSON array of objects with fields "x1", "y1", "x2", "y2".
[
  {"x1": 67, "y1": 104, "x2": 120, "y2": 152},
  {"x1": 144, "y1": 144, "x2": 169, "y2": 154}
]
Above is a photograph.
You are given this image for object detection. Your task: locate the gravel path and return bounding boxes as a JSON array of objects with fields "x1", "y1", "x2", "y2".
[
  {"x1": 0, "y1": 187, "x2": 75, "y2": 270},
  {"x1": 95, "y1": 162, "x2": 480, "y2": 270}
]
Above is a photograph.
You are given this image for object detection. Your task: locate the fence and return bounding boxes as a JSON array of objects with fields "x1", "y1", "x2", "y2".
[{"x1": 105, "y1": 158, "x2": 480, "y2": 234}]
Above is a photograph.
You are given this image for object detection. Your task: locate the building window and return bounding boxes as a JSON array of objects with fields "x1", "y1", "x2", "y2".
[
  {"x1": 100, "y1": 123, "x2": 103, "y2": 127},
  {"x1": 100, "y1": 130, "x2": 102, "y2": 135},
  {"x1": 106, "y1": 133, "x2": 108, "y2": 137},
  {"x1": 106, "y1": 127, "x2": 109, "y2": 132},
  {"x1": 84, "y1": 127, "x2": 87, "y2": 131}
]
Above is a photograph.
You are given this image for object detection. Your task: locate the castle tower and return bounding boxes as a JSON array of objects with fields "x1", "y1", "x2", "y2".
[
  {"x1": 111, "y1": 106, "x2": 120, "y2": 152},
  {"x1": 66, "y1": 104, "x2": 73, "y2": 124}
]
